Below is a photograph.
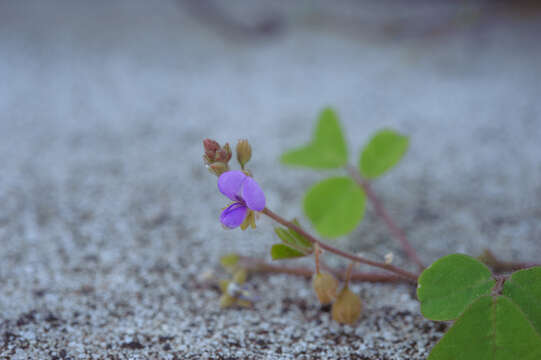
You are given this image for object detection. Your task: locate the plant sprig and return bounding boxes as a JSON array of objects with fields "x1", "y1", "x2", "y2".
[{"x1": 203, "y1": 107, "x2": 541, "y2": 358}]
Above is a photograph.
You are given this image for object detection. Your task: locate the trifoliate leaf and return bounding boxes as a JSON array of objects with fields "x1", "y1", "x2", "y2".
[
  {"x1": 428, "y1": 296, "x2": 541, "y2": 360},
  {"x1": 503, "y1": 267, "x2": 541, "y2": 334},
  {"x1": 359, "y1": 129, "x2": 409, "y2": 178},
  {"x1": 270, "y1": 244, "x2": 306, "y2": 260},
  {"x1": 417, "y1": 254, "x2": 495, "y2": 320},
  {"x1": 281, "y1": 108, "x2": 348, "y2": 169},
  {"x1": 303, "y1": 177, "x2": 365, "y2": 238}
]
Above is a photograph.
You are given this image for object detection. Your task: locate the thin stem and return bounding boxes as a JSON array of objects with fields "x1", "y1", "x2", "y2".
[
  {"x1": 491, "y1": 275, "x2": 506, "y2": 296},
  {"x1": 261, "y1": 207, "x2": 418, "y2": 283},
  {"x1": 346, "y1": 165, "x2": 425, "y2": 271},
  {"x1": 239, "y1": 257, "x2": 409, "y2": 283},
  {"x1": 479, "y1": 249, "x2": 540, "y2": 273},
  {"x1": 344, "y1": 262, "x2": 355, "y2": 286},
  {"x1": 314, "y1": 244, "x2": 321, "y2": 274}
]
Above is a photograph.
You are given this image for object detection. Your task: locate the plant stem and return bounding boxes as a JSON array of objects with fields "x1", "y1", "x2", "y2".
[
  {"x1": 346, "y1": 165, "x2": 425, "y2": 271},
  {"x1": 261, "y1": 207, "x2": 418, "y2": 283},
  {"x1": 479, "y1": 249, "x2": 540, "y2": 273},
  {"x1": 314, "y1": 244, "x2": 321, "y2": 274},
  {"x1": 239, "y1": 257, "x2": 409, "y2": 283},
  {"x1": 344, "y1": 262, "x2": 355, "y2": 286}
]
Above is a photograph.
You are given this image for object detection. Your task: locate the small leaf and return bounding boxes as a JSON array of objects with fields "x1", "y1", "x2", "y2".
[
  {"x1": 289, "y1": 219, "x2": 313, "y2": 249},
  {"x1": 280, "y1": 108, "x2": 348, "y2": 169},
  {"x1": 274, "y1": 221, "x2": 313, "y2": 253},
  {"x1": 503, "y1": 267, "x2": 541, "y2": 334},
  {"x1": 428, "y1": 296, "x2": 541, "y2": 360},
  {"x1": 303, "y1": 177, "x2": 365, "y2": 238},
  {"x1": 220, "y1": 253, "x2": 239, "y2": 268},
  {"x1": 271, "y1": 244, "x2": 305, "y2": 260},
  {"x1": 417, "y1": 254, "x2": 495, "y2": 320},
  {"x1": 359, "y1": 129, "x2": 409, "y2": 179}
]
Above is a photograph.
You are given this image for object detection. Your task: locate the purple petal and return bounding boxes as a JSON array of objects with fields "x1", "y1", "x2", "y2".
[
  {"x1": 220, "y1": 202, "x2": 248, "y2": 228},
  {"x1": 218, "y1": 171, "x2": 247, "y2": 201},
  {"x1": 242, "y1": 177, "x2": 266, "y2": 211}
]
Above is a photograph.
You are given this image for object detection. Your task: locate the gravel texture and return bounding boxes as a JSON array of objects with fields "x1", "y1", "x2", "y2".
[{"x1": 1, "y1": 1, "x2": 541, "y2": 359}]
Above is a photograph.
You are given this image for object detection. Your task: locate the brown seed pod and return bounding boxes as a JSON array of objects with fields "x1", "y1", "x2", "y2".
[{"x1": 312, "y1": 272, "x2": 338, "y2": 305}]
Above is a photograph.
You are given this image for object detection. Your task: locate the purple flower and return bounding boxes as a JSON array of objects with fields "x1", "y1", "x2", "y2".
[{"x1": 218, "y1": 171, "x2": 266, "y2": 229}]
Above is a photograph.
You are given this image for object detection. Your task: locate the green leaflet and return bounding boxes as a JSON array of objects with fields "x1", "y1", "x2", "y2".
[
  {"x1": 303, "y1": 177, "x2": 365, "y2": 238},
  {"x1": 428, "y1": 296, "x2": 541, "y2": 360},
  {"x1": 274, "y1": 220, "x2": 313, "y2": 252},
  {"x1": 418, "y1": 254, "x2": 495, "y2": 321},
  {"x1": 270, "y1": 244, "x2": 306, "y2": 260},
  {"x1": 359, "y1": 128, "x2": 409, "y2": 179},
  {"x1": 281, "y1": 108, "x2": 348, "y2": 169},
  {"x1": 503, "y1": 267, "x2": 541, "y2": 334}
]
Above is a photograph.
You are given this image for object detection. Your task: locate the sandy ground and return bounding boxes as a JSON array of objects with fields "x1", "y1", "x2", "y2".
[{"x1": 1, "y1": 1, "x2": 541, "y2": 359}]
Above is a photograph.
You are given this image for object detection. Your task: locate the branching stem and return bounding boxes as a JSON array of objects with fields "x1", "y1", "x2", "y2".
[
  {"x1": 346, "y1": 165, "x2": 425, "y2": 271},
  {"x1": 239, "y1": 256, "x2": 409, "y2": 283},
  {"x1": 261, "y1": 207, "x2": 418, "y2": 283}
]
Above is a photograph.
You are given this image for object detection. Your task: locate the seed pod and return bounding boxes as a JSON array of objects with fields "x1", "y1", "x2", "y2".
[
  {"x1": 331, "y1": 286, "x2": 363, "y2": 325},
  {"x1": 312, "y1": 272, "x2": 338, "y2": 305}
]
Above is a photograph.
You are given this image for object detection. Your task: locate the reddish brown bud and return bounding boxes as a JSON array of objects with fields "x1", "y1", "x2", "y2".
[
  {"x1": 216, "y1": 143, "x2": 232, "y2": 163},
  {"x1": 203, "y1": 138, "x2": 221, "y2": 161},
  {"x1": 331, "y1": 286, "x2": 363, "y2": 325},
  {"x1": 312, "y1": 272, "x2": 338, "y2": 305}
]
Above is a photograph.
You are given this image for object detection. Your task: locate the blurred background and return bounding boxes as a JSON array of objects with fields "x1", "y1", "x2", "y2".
[{"x1": 1, "y1": 0, "x2": 541, "y2": 358}]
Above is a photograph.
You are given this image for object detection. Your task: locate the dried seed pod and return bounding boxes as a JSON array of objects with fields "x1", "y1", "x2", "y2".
[
  {"x1": 331, "y1": 286, "x2": 363, "y2": 325},
  {"x1": 312, "y1": 272, "x2": 338, "y2": 305}
]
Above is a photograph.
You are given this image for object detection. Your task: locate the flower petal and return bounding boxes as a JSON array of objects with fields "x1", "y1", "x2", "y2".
[
  {"x1": 220, "y1": 203, "x2": 248, "y2": 228},
  {"x1": 242, "y1": 177, "x2": 266, "y2": 211},
  {"x1": 218, "y1": 171, "x2": 247, "y2": 201}
]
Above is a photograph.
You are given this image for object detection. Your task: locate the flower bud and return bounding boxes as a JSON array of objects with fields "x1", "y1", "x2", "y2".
[
  {"x1": 207, "y1": 162, "x2": 229, "y2": 176},
  {"x1": 312, "y1": 272, "x2": 338, "y2": 305},
  {"x1": 236, "y1": 139, "x2": 252, "y2": 168},
  {"x1": 331, "y1": 286, "x2": 363, "y2": 325},
  {"x1": 216, "y1": 143, "x2": 232, "y2": 163},
  {"x1": 203, "y1": 139, "x2": 221, "y2": 160}
]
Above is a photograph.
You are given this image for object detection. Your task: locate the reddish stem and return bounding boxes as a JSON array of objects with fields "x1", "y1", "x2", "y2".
[
  {"x1": 479, "y1": 249, "x2": 540, "y2": 273},
  {"x1": 261, "y1": 207, "x2": 418, "y2": 283},
  {"x1": 239, "y1": 257, "x2": 409, "y2": 283},
  {"x1": 346, "y1": 165, "x2": 425, "y2": 271}
]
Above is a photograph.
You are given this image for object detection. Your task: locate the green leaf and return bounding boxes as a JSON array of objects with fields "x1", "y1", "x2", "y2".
[
  {"x1": 280, "y1": 108, "x2": 348, "y2": 169},
  {"x1": 503, "y1": 267, "x2": 541, "y2": 334},
  {"x1": 270, "y1": 244, "x2": 306, "y2": 260},
  {"x1": 359, "y1": 129, "x2": 409, "y2": 179},
  {"x1": 428, "y1": 296, "x2": 541, "y2": 360},
  {"x1": 274, "y1": 223, "x2": 313, "y2": 254},
  {"x1": 289, "y1": 219, "x2": 313, "y2": 249},
  {"x1": 220, "y1": 253, "x2": 239, "y2": 268},
  {"x1": 303, "y1": 177, "x2": 365, "y2": 238},
  {"x1": 418, "y1": 254, "x2": 495, "y2": 321}
]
